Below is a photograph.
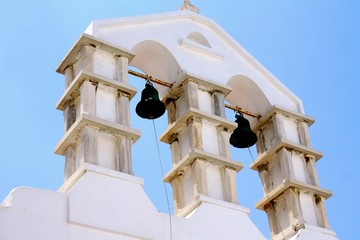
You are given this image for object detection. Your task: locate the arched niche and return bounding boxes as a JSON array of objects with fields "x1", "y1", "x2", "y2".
[
  {"x1": 187, "y1": 31, "x2": 211, "y2": 47},
  {"x1": 226, "y1": 75, "x2": 271, "y2": 124},
  {"x1": 130, "y1": 40, "x2": 180, "y2": 97}
]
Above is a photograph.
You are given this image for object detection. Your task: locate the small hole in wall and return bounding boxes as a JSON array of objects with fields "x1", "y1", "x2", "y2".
[{"x1": 315, "y1": 195, "x2": 322, "y2": 204}]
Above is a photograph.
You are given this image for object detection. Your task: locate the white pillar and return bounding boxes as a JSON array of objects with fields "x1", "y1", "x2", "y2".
[
  {"x1": 160, "y1": 75, "x2": 243, "y2": 217},
  {"x1": 55, "y1": 34, "x2": 140, "y2": 182},
  {"x1": 251, "y1": 106, "x2": 334, "y2": 240}
]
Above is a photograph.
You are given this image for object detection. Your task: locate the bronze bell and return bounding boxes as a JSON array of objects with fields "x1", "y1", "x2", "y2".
[
  {"x1": 136, "y1": 81, "x2": 166, "y2": 119},
  {"x1": 230, "y1": 112, "x2": 257, "y2": 148}
]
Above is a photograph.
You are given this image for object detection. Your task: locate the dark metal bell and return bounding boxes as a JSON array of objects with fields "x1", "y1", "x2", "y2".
[
  {"x1": 136, "y1": 81, "x2": 166, "y2": 119},
  {"x1": 230, "y1": 112, "x2": 257, "y2": 148}
]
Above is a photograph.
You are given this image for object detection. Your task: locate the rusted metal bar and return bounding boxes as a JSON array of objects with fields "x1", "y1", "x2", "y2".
[
  {"x1": 128, "y1": 69, "x2": 260, "y2": 118},
  {"x1": 225, "y1": 104, "x2": 261, "y2": 119},
  {"x1": 128, "y1": 69, "x2": 173, "y2": 88}
]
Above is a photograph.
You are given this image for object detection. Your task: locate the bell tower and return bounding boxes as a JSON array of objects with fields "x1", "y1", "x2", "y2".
[{"x1": 0, "y1": 4, "x2": 339, "y2": 240}]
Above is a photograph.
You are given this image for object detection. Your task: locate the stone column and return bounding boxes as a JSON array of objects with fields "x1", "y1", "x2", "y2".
[
  {"x1": 55, "y1": 34, "x2": 140, "y2": 181},
  {"x1": 251, "y1": 106, "x2": 334, "y2": 240},
  {"x1": 63, "y1": 66, "x2": 76, "y2": 131},
  {"x1": 160, "y1": 75, "x2": 243, "y2": 217},
  {"x1": 114, "y1": 55, "x2": 129, "y2": 83}
]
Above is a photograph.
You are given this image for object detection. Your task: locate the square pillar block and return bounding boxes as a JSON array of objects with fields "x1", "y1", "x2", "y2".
[
  {"x1": 163, "y1": 150, "x2": 243, "y2": 217},
  {"x1": 263, "y1": 188, "x2": 331, "y2": 240},
  {"x1": 55, "y1": 114, "x2": 140, "y2": 179}
]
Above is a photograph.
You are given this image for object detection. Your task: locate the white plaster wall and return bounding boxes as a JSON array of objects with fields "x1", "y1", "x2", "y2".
[
  {"x1": 0, "y1": 187, "x2": 69, "y2": 240},
  {"x1": 0, "y1": 164, "x2": 268, "y2": 239},
  {"x1": 86, "y1": 11, "x2": 304, "y2": 114},
  {"x1": 0, "y1": 166, "x2": 267, "y2": 240},
  {"x1": 67, "y1": 170, "x2": 161, "y2": 238}
]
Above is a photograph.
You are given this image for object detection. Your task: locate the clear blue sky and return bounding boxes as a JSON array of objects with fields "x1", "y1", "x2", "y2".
[{"x1": 0, "y1": 1, "x2": 358, "y2": 239}]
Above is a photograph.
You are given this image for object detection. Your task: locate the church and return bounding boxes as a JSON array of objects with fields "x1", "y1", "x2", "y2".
[{"x1": 0, "y1": 1, "x2": 339, "y2": 239}]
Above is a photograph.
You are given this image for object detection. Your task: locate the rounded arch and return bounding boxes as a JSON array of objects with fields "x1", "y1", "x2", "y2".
[
  {"x1": 226, "y1": 75, "x2": 271, "y2": 124},
  {"x1": 130, "y1": 40, "x2": 180, "y2": 97}
]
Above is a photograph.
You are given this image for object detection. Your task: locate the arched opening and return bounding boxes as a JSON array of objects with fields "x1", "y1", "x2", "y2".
[
  {"x1": 226, "y1": 75, "x2": 271, "y2": 124},
  {"x1": 225, "y1": 75, "x2": 272, "y2": 236},
  {"x1": 129, "y1": 40, "x2": 180, "y2": 215},
  {"x1": 128, "y1": 66, "x2": 174, "y2": 214},
  {"x1": 130, "y1": 40, "x2": 181, "y2": 98}
]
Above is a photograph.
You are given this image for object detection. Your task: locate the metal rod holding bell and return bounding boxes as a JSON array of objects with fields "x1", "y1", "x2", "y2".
[
  {"x1": 128, "y1": 69, "x2": 173, "y2": 88},
  {"x1": 224, "y1": 104, "x2": 261, "y2": 119},
  {"x1": 128, "y1": 69, "x2": 261, "y2": 120}
]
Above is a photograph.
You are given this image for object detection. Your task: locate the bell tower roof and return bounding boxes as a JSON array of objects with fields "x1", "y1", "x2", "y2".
[{"x1": 0, "y1": 3, "x2": 339, "y2": 240}]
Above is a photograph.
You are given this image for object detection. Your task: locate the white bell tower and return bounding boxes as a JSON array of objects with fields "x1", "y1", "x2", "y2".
[{"x1": 0, "y1": 3, "x2": 338, "y2": 240}]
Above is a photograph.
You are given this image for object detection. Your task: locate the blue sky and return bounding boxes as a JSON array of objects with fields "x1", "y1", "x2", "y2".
[{"x1": 0, "y1": 1, "x2": 358, "y2": 239}]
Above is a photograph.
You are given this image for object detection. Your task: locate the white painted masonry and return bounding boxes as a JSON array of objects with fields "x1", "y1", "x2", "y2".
[{"x1": 0, "y1": 8, "x2": 338, "y2": 240}]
